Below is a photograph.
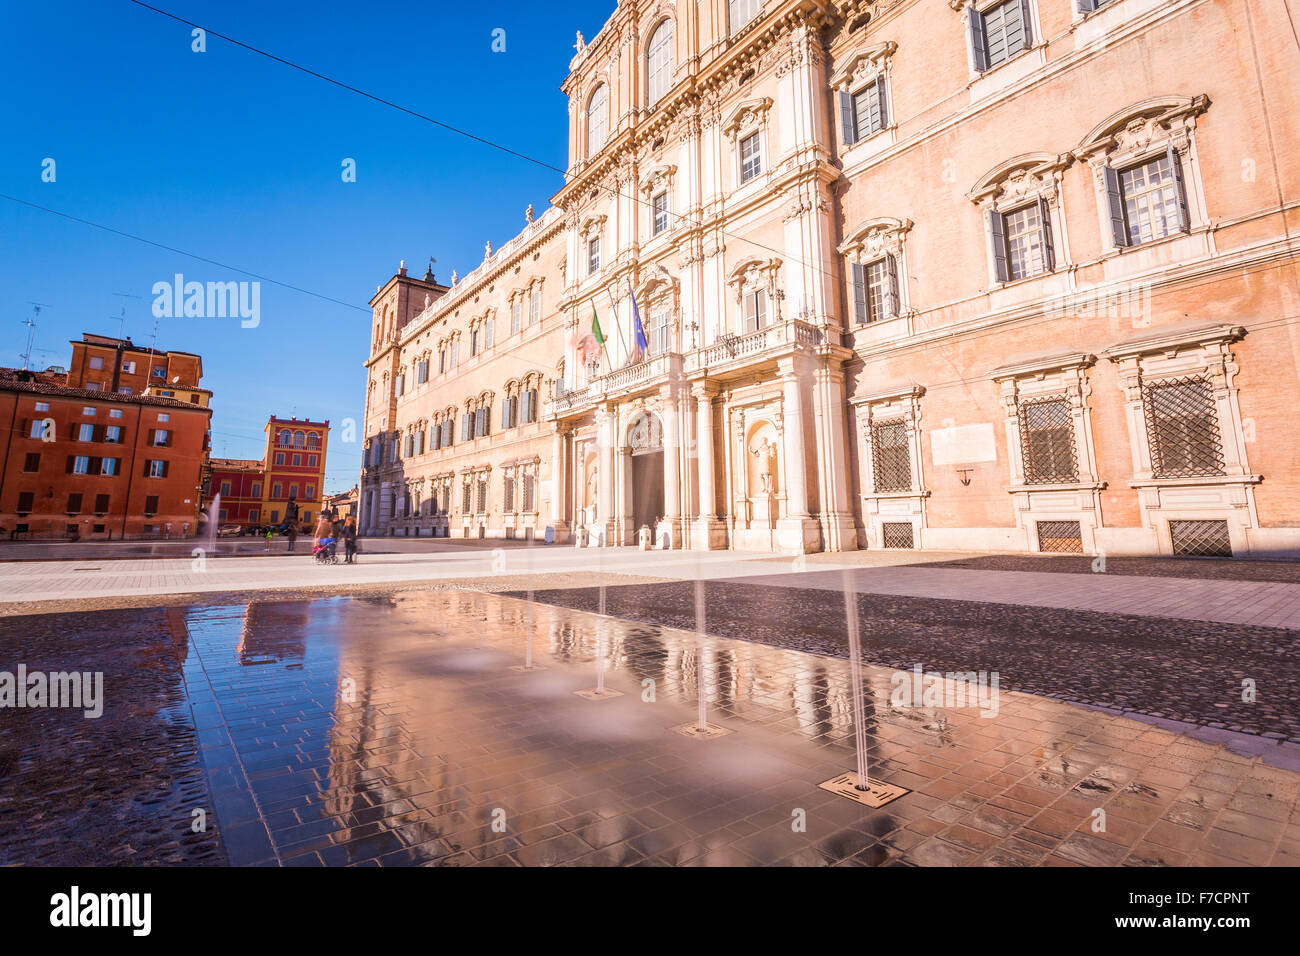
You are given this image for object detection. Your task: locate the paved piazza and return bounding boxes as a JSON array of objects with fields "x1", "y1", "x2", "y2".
[{"x1": 2, "y1": 546, "x2": 1298, "y2": 867}]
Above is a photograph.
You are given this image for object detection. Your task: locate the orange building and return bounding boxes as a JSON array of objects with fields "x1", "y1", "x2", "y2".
[
  {"x1": 0, "y1": 368, "x2": 212, "y2": 539},
  {"x1": 261, "y1": 417, "x2": 329, "y2": 531},
  {"x1": 66, "y1": 333, "x2": 210, "y2": 406}
]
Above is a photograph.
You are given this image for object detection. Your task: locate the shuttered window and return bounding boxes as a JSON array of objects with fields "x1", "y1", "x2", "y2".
[
  {"x1": 840, "y1": 77, "x2": 888, "y2": 148},
  {"x1": 586, "y1": 84, "x2": 607, "y2": 157},
  {"x1": 971, "y1": 0, "x2": 1032, "y2": 72},
  {"x1": 742, "y1": 290, "x2": 767, "y2": 332},
  {"x1": 647, "y1": 21, "x2": 673, "y2": 106},
  {"x1": 1113, "y1": 150, "x2": 1189, "y2": 247},
  {"x1": 852, "y1": 256, "x2": 900, "y2": 324}
]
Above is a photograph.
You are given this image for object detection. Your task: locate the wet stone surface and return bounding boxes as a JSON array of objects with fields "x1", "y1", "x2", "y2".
[
  {"x1": 908, "y1": 554, "x2": 1300, "y2": 584},
  {"x1": 0, "y1": 608, "x2": 226, "y2": 865},
  {"x1": 518, "y1": 580, "x2": 1300, "y2": 743},
  {"x1": 2, "y1": 590, "x2": 1298, "y2": 866}
]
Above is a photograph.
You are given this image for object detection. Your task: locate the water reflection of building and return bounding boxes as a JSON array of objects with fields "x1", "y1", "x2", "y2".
[{"x1": 235, "y1": 602, "x2": 307, "y2": 666}]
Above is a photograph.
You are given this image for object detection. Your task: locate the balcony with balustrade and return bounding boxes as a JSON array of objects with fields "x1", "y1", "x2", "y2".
[{"x1": 545, "y1": 317, "x2": 829, "y2": 421}]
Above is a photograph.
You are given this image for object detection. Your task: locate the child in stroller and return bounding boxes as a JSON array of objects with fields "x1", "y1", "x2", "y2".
[{"x1": 313, "y1": 535, "x2": 338, "y2": 564}]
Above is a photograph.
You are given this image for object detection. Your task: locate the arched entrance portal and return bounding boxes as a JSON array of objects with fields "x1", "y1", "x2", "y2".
[{"x1": 627, "y1": 411, "x2": 664, "y2": 537}]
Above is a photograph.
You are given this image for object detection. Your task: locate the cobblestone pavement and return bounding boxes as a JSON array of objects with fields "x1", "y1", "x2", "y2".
[
  {"x1": 2, "y1": 591, "x2": 1297, "y2": 866},
  {"x1": 519, "y1": 580, "x2": 1300, "y2": 745},
  {"x1": 0, "y1": 608, "x2": 226, "y2": 865}
]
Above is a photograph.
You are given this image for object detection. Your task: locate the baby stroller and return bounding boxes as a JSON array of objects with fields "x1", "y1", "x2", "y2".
[{"x1": 313, "y1": 536, "x2": 338, "y2": 564}]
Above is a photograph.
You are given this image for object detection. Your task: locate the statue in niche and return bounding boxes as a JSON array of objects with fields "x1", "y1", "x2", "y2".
[{"x1": 751, "y1": 438, "x2": 777, "y2": 494}]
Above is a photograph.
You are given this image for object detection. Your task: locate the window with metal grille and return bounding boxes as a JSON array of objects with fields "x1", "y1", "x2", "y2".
[
  {"x1": 1170, "y1": 519, "x2": 1232, "y2": 557},
  {"x1": 1142, "y1": 377, "x2": 1225, "y2": 478},
  {"x1": 1037, "y1": 520, "x2": 1083, "y2": 553},
  {"x1": 475, "y1": 479, "x2": 487, "y2": 514},
  {"x1": 1019, "y1": 396, "x2": 1077, "y2": 483},
  {"x1": 740, "y1": 132, "x2": 762, "y2": 183},
  {"x1": 523, "y1": 475, "x2": 535, "y2": 512},
  {"x1": 1120, "y1": 153, "x2": 1185, "y2": 246},
  {"x1": 870, "y1": 419, "x2": 911, "y2": 492},
  {"x1": 504, "y1": 477, "x2": 514, "y2": 512},
  {"x1": 462, "y1": 484, "x2": 471, "y2": 514},
  {"x1": 882, "y1": 522, "x2": 914, "y2": 549}
]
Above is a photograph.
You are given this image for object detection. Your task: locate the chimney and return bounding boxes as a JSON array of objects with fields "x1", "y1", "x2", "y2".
[{"x1": 398, "y1": 259, "x2": 407, "y2": 277}]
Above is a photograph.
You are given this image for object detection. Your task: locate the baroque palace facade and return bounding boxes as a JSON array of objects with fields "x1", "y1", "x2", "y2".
[{"x1": 361, "y1": 0, "x2": 1300, "y2": 557}]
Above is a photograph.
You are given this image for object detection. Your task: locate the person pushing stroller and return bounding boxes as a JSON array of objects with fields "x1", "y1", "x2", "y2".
[{"x1": 313, "y1": 511, "x2": 338, "y2": 563}]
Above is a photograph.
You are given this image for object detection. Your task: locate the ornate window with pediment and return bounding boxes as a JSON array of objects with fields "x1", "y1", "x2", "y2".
[
  {"x1": 831, "y1": 42, "x2": 896, "y2": 152},
  {"x1": 957, "y1": 0, "x2": 1038, "y2": 73},
  {"x1": 637, "y1": 266, "x2": 679, "y2": 356},
  {"x1": 969, "y1": 153, "x2": 1070, "y2": 285},
  {"x1": 839, "y1": 218, "x2": 911, "y2": 325},
  {"x1": 1075, "y1": 95, "x2": 1209, "y2": 252},
  {"x1": 723, "y1": 98, "x2": 772, "y2": 188},
  {"x1": 727, "y1": 257, "x2": 781, "y2": 336},
  {"x1": 641, "y1": 164, "x2": 676, "y2": 240}
]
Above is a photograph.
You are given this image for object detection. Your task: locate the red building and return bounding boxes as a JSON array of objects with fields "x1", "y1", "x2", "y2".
[
  {"x1": 205, "y1": 459, "x2": 264, "y2": 527},
  {"x1": 201, "y1": 416, "x2": 329, "y2": 532},
  {"x1": 0, "y1": 368, "x2": 212, "y2": 539}
]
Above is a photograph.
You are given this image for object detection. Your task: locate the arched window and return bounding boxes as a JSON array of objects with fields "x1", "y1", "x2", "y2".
[
  {"x1": 279, "y1": 431, "x2": 291, "y2": 447},
  {"x1": 293, "y1": 430, "x2": 305, "y2": 448},
  {"x1": 647, "y1": 21, "x2": 673, "y2": 107},
  {"x1": 586, "y1": 84, "x2": 608, "y2": 157},
  {"x1": 306, "y1": 433, "x2": 320, "y2": 450}
]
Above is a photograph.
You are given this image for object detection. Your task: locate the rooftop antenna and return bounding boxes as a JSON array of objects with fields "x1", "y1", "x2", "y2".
[
  {"x1": 20, "y1": 302, "x2": 52, "y2": 371},
  {"x1": 112, "y1": 292, "x2": 142, "y2": 339}
]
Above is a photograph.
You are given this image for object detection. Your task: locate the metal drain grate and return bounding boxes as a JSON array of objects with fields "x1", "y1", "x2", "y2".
[
  {"x1": 1037, "y1": 520, "x2": 1083, "y2": 554},
  {"x1": 881, "y1": 522, "x2": 914, "y2": 549},
  {"x1": 1170, "y1": 519, "x2": 1232, "y2": 557}
]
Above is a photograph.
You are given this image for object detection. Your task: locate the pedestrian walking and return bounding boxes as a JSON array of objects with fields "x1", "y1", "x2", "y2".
[{"x1": 342, "y1": 515, "x2": 358, "y2": 564}]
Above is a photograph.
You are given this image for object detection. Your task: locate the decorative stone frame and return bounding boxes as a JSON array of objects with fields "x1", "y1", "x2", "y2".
[
  {"x1": 990, "y1": 352, "x2": 1104, "y2": 553},
  {"x1": 640, "y1": 163, "x2": 677, "y2": 242},
  {"x1": 1074, "y1": 95, "x2": 1210, "y2": 253},
  {"x1": 635, "y1": 264, "x2": 681, "y2": 355},
  {"x1": 849, "y1": 384, "x2": 927, "y2": 550},
  {"x1": 829, "y1": 41, "x2": 898, "y2": 159},
  {"x1": 726, "y1": 256, "x2": 783, "y2": 336},
  {"x1": 969, "y1": 152, "x2": 1072, "y2": 287},
  {"x1": 1103, "y1": 322, "x2": 1259, "y2": 556},
  {"x1": 722, "y1": 97, "x2": 773, "y2": 190},
  {"x1": 838, "y1": 217, "x2": 913, "y2": 328}
]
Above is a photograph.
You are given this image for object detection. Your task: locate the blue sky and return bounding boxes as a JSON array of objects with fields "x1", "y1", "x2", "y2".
[{"x1": 0, "y1": 0, "x2": 614, "y2": 493}]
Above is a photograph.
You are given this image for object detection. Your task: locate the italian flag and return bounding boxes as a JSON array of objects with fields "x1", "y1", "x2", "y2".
[{"x1": 591, "y1": 302, "x2": 605, "y2": 346}]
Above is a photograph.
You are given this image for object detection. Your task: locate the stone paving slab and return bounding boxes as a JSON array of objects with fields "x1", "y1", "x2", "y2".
[
  {"x1": 4, "y1": 545, "x2": 1300, "y2": 633},
  {"x1": 520, "y1": 579, "x2": 1300, "y2": 746},
  {"x1": 5, "y1": 591, "x2": 1296, "y2": 866}
]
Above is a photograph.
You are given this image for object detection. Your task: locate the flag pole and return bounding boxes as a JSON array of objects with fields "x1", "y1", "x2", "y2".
[{"x1": 604, "y1": 285, "x2": 632, "y2": 368}]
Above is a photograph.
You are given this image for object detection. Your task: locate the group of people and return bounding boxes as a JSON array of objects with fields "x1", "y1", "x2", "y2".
[{"x1": 313, "y1": 510, "x2": 358, "y2": 563}]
